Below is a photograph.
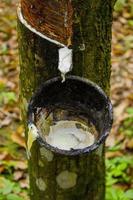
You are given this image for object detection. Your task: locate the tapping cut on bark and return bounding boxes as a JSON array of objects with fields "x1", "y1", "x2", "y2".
[{"x1": 21, "y1": 0, "x2": 73, "y2": 46}]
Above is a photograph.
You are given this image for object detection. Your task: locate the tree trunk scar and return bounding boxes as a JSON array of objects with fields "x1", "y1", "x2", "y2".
[{"x1": 21, "y1": 0, "x2": 73, "y2": 46}]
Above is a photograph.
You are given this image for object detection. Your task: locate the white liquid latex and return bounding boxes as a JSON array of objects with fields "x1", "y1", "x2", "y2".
[
  {"x1": 45, "y1": 120, "x2": 95, "y2": 150},
  {"x1": 58, "y1": 47, "x2": 72, "y2": 82}
]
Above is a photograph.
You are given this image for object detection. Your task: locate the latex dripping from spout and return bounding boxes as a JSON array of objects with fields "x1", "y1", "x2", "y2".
[
  {"x1": 17, "y1": 7, "x2": 73, "y2": 83},
  {"x1": 58, "y1": 47, "x2": 73, "y2": 83}
]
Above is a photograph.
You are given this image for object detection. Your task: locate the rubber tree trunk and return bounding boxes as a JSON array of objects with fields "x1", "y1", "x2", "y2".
[{"x1": 18, "y1": 0, "x2": 115, "y2": 199}]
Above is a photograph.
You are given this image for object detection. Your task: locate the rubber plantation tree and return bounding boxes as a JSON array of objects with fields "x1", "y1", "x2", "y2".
[{"x1": 18, "y1": 0, "x2": 116, "y2": 199}]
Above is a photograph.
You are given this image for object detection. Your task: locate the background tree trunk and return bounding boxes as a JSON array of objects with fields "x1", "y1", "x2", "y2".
[{"x1": 18, "y1": 0, "x2": 114, "y2": 199}]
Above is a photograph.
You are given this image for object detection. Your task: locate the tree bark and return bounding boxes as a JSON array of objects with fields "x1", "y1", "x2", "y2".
[{"x1": 18, "y1": 0, "x2": 113, "y2": 199}]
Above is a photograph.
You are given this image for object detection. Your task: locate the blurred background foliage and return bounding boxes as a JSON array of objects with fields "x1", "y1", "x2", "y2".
[{"x1": 0, "y1": 0, "x2": 133, "y2": 199}]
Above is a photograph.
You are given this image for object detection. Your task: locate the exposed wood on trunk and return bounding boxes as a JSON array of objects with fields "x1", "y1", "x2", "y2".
[{"x1": 21, "y1": 0, "x2": 73, "y2": 46}]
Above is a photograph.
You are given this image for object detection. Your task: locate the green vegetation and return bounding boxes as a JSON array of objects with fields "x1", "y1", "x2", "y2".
[
  {"x1": 106, "y1": 107, "x2": 133, "y2": 200},
  {"x1": 0, "y1": 177, "x2": 24, "y2": 200},
  {"x1": 106, "y1": 155, "x2": 133, "y2": 200}
]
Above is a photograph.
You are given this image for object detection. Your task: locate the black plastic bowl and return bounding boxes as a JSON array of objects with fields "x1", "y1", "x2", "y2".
[{"x1": 28, "y1": 76, "x2": 113, "y2": 156}]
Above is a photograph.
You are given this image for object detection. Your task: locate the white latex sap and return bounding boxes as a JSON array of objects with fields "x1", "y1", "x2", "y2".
[
  {"x1": 58, "y1": 47, "x2": 73, "y2": 82},
  {"x1": 45, "y1": 120, "x2": 95, "y2": 150}
]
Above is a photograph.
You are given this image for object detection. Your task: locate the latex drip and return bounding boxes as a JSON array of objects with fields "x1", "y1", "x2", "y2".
[{"x1": 58, "y1": 47, "x2": 73, "y2": 82}]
